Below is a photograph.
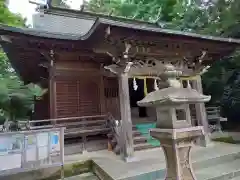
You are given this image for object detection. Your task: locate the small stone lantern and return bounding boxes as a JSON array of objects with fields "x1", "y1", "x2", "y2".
[{"x1": 138, "y1": 87, "x2": 210, "y2": 180}]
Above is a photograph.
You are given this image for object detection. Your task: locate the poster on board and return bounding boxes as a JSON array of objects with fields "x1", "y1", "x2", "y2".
[
  {"x1": 10, "y1": 135, "x2": 23, "y2": 151},
  {"x1": 37, "y1": 132, "x2": 48, "y2": 160},
  {"x1": 50, "y1": 132, "x2": 60, "y2": 152},
  {"x1": 26, "y1": 134, "x2": 36, "y2": 149},
  {"x1": 37, "y1": 132, "x2": 48, "y2": 147},
  {"x1": 25, "y1": 134, "x2": 37, "y2": 161},
  {"x1": 0, "y1": 137, "x2": 10, "y2": 155}
]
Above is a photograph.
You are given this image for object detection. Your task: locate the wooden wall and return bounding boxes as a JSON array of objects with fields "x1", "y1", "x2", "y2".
[{"x1": 50, "y1": 54, "x2": 120, "y2": 119}]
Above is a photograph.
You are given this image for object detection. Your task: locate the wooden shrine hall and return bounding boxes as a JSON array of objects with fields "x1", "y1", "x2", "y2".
[{"x1": 0, "y1": 5, "x2": 240, "y2": 158}]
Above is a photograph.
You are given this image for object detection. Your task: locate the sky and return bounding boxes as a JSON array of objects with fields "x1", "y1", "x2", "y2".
[{"x1": 8, "y1": 0, "x2": 84, "y2": 25}]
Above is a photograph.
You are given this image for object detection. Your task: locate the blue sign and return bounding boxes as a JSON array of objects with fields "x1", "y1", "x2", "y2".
[{"x1": 51, "y1": 134, "x2": 59, "y2": 145}]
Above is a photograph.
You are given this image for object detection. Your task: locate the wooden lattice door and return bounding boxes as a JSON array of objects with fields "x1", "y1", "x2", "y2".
[
  {"x1": 78, "y1": 79, "x2": 101, "y2": 116},
  {"x1": 104, "y1": 77, "x2": 120, "y2": 119},
  {"x1": 55, "y1": 77, "x2": 101, "y2": 118}
]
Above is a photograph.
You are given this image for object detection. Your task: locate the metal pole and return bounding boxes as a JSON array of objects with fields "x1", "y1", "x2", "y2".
[{"x1": 60, "y1": 128, "x2": 65, "y2": 179}]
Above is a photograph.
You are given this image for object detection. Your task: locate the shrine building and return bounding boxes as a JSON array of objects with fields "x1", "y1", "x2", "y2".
[{"x1": 0, "y1": 2, "x2": 240, "y2": 158}]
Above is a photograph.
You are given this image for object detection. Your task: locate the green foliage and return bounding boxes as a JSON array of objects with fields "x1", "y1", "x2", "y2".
[
  {"x1": 0, "y1": 52, "x2": 46, "y2": 123},
  {"x1": 51, "y1": 0, "x2": 70, "y2": 9},
  {"x1": 213, "y1": 136, "x2": 237, "y2": 144},
  {"x1": 0, "y1": 78, "x2": 33, "y2": 120},
  {"x1": 0, "y1": 0, "x2": 25, "y2": 27},
  {"x1": 85, "y1": 0, "x2": 178, "y2": 22},
  {"x1": 0, "y1": 2, "x2": 45, "y2": 126}
]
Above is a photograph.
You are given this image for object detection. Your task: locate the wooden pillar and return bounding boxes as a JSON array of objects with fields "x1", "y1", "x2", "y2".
[
  {"x1": 99, "y1": 76, "x2": 106, "y2": 114},
  {"x1": 118, "y1": 73, "x2": 134, "y2": 161},
  {"x1": 49, "y1": 51, "x2": 56, "y2": 119},
  {"x1": 192, "y1": 76, "x2": 211, "y2": 146}
]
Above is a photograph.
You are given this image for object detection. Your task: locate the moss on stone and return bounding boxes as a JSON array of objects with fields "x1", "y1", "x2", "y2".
[
  {"x1": 41, "y1": 160, "x2": 93, "y2": 180},
  {"x1": 213, "y1": 136, "x2": 238, "y2": 144}
]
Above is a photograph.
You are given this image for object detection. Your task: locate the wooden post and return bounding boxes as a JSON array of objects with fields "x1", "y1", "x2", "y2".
[
  {"x1": 118, "y1": 73, "x2": 134, "y2": 161},
  {"x1": 49, "y1": 50, "x2": 56, "y2": 119},
  {"x1": 192, "y1": 76, "x2": 211, "y2": 146},
  {"x1": 99, "y1": 76, "x2": 106, "y2": 114}
]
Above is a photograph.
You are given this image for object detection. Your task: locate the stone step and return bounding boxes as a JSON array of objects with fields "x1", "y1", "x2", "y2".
[
  {"x1": 127, "y1": 144, "x2": 240, "y2": 180},
  {"x1": 142, "y1": 159, "x2": 240, "y2": 180},
  {"x1": 195, "y1": 158, "x2": 240, "y2": 180},
  {"x1": 62, "y1": 172, "x2": 99, "y2": 180},
  {"x1": 193, "y1": 149, "x2": 240, "y2": 170},
  {"x1": 229, "y1": 176, "x2": 240, "y2": 180}
]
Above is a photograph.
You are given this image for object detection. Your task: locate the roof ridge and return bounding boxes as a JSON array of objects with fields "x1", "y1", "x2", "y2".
[{"x1": 45, "y1": 6, "x2": 163, "y2": 27}]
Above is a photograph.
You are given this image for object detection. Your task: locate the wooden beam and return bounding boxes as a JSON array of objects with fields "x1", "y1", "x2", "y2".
[{"x1": 110, "y1": 28, "x2": 237, "y2": 51}]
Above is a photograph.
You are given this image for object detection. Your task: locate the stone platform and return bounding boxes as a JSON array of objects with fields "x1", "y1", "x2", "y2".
[{"x1": 88, "y1": 143, "x2": 240, "y2": 180}]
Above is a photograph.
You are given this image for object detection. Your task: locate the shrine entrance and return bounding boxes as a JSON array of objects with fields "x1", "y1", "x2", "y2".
[{"x1": 128, "y1": 77, "x2": 157, "y2": 125}]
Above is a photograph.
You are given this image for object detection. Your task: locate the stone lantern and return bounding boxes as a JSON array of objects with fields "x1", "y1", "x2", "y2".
[{"x1": 137, "y1": 86, "x2": 210, "y2": 180}]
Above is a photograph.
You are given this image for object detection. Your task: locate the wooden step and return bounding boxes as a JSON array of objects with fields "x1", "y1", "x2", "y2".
[
  {"x1": 133, "y1": 136, "x2": 148, "y2": 144},
  {"x1": 132, "y1": 125, "x2": 137, "y2": 130},
  {"x1": 134, "y1": 143, "x2": 160, "y2": 151},
  {"x1": 65, "y1": 126, "x2": 110, "y2": 138},
  {"x1": 132, "y1": 130, "x2": 142, "y2": 137},
  {"x1": 110, "y1": 136, "x2": 148, "y2": 145}
]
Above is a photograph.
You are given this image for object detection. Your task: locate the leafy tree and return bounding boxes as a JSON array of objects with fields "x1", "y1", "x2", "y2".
[
  {"x1": 0, "y1": 0, "x2": 26, "y2": 27},
  {"x1": 85, "y1": 0, "x2": 178, "y2": 22},
  {"x1": 51, "y1": 0, "x2": 70, "y2": 8},
  {"x1": 0, "y1": 1, "x2": 45, "y2": 129}
]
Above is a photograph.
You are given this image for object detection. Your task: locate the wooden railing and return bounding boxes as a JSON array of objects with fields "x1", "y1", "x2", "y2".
[
  {"x1": 19, "y1": 115, "x2": 111, "y2": 152},
  {"x1": 25, "y1": 115, "x2": 110, "y2": 137},
  {"x1": 106, "y1": 113, "x2": 121, "y2": 154}
]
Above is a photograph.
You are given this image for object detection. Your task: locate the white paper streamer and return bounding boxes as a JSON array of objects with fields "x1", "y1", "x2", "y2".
[
  {"x1": 187, "y1": 80, "x2": 192, "y2": 89},
  {"x1": 154, "y1": 79, "x2": 159, "y2": 90},
  {"x1": 133, "y1": 77, "x2": 138, "y2": 91}
]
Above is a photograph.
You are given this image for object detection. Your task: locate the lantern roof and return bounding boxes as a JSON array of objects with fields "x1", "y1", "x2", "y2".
[{"x1": 137, "y1": 87, "x2": 211, "y2": 107}]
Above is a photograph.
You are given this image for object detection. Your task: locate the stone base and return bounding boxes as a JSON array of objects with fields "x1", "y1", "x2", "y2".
[
  {"x1": 124, "y1": 156, "x2": 138, "y2": 163},
  {"x1": 150, "y1": 126, "x2": 204, "y2": 180},
  {"x1": 196, "y1": 133, "x2": 213, "y2": 147}
]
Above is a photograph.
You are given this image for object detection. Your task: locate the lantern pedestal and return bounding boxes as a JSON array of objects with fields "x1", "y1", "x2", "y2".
[
  {"x1": 150, "y1": 127, "x2": 204, "y2": 180},
  {"x1": 138, "y1": 86, "x2": 210, "y2": 180}
]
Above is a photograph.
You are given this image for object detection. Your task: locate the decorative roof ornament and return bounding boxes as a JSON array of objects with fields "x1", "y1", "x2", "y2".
[
  {"x1": 124, "y1": 62, "x2": 133, "y2": 73},
  {"x1": 161, "y1": 64, "x2": 182, "y2": 88},
  {"x1": 105, "y1": 26, "x2": 111, "y2": 38}
]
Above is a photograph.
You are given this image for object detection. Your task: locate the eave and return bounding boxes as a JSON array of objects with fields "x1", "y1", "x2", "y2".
[{"x1": 0, "y1": 14, "x2": 239, "y2": 84}]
